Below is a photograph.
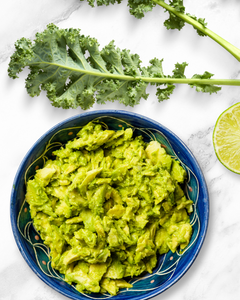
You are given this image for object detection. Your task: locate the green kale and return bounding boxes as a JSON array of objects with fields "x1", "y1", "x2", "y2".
[
  {"x1": 8, "y1": 24, "x2": 239, "y2": 110},
  {"x1": 80, "y1": 0, "x2": 240, "y2": 62}
]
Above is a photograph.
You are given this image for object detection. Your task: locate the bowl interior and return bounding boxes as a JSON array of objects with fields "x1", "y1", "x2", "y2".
[{"x1": 11, "y1": 110, "x2": 209, "y2": 300}]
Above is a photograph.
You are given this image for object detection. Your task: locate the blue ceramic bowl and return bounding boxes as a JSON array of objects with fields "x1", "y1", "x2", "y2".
[{"x1": 10, "y1": 110, "x2": 209, "y2": 300}]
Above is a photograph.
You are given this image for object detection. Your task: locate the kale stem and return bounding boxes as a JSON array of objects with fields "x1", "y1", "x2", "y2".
[
  {"x1": 27, "y1": 61, "x2": 240, "y2": 86},
  {"x1": 152, "y1": 0, "x2": 240, "y2": 62},
  {"x1": 27, "y1": 60, "x2": 240, "y2": 86},
  {"x1": 142, "y1": 78, "x2": 240, "y2": 86}
]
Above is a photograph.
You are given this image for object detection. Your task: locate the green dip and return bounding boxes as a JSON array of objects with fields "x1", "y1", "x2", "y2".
[{"x1": 26, "y1": 121, "x2": 193, "y2": 295}]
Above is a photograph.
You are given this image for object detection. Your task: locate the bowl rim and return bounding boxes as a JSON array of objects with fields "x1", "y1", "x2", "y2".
[{"x1": 10, "y1": 109, "x2": 209, "y2": 300}]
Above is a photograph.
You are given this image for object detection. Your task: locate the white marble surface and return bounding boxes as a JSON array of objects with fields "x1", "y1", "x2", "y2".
[{"x1": 1, "y1": 0, "x2": 240, "y2": 299}]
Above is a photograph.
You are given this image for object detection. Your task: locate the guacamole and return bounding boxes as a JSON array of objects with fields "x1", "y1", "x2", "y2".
[{"x1": 26, "y1": 121, "x2": 193, "y2": 295}]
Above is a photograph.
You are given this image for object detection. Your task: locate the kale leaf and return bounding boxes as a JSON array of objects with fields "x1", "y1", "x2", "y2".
[
  {"x1": 8, "y1": 24, "x2": 224, "y2": 110},
  {"x1": 80, "y1": 0, "x2": 240, "y2": 62}
]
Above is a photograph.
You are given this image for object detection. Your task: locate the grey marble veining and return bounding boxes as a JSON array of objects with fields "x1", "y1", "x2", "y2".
[
  {"x1": 0, "y1": 0, "x2": 82, "y2": 64},
  {"x1": 187, "y1": 127, "x2": 217, "y2": 172}
]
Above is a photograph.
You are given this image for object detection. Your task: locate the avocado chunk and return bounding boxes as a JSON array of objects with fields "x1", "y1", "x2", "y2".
[{"x1": 25, "y1": 121, "x2": 193, "y2": 296}]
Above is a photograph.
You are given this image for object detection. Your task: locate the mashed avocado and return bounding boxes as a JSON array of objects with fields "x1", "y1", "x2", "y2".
[{"x1": 26, "y1": 121, "x2": 193, "y2": 295}]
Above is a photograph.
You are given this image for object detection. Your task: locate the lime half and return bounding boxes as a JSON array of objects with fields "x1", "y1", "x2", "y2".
[{"x1": 213, "y1": 102, "x2": 240, "y2": 174}]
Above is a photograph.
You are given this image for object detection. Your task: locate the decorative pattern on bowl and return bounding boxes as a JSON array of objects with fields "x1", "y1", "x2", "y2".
[
  {"x1": 16, "y1": 115, "x2": 200, "y2": 299},
  {"x1": 11, "y1": 111, "x2": 208, "y2": 300}
]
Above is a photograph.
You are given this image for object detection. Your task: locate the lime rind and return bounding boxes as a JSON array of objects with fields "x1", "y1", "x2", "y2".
[{"x1": 213, "y1": 102, "x2": 240, "y2": 174}]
